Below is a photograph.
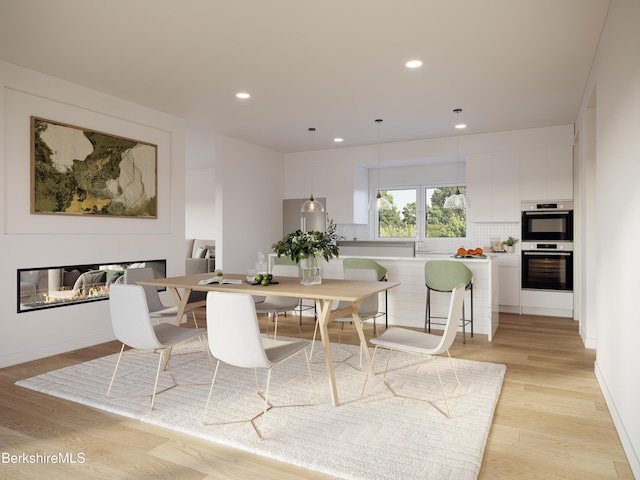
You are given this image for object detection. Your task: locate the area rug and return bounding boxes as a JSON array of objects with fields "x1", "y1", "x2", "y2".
[{"x1": 17, "y1": 338, "x2": 505, "y2": 480}]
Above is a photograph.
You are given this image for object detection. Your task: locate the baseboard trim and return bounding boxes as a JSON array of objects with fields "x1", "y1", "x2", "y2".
[{"x1": 594, "y1": 361, "x2": 639, "y2": 479}]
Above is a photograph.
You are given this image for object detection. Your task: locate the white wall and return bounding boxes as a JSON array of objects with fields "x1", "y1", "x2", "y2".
[
  {"x1": 215, "y1": 135, "x2": 284, "y2": 273},
  {"x1": 575, "y1": 0, "x2": 640, "y2": 475},
  {"x1": 0, "y1": 60, "x2": 186, "y2": 367},
  {"x1": 185, "y1": 167, "x2": 216, "y2": 239}
]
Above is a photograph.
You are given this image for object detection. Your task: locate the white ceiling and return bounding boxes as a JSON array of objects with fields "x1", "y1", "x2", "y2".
[{"x1": 0, "y1": 0, "x2": 609, "y2": 154}]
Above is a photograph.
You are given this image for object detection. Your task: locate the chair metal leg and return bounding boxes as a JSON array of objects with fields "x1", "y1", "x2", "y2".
[
  {"x1": 431, "y1": 356, "x2": 451, "y2": 417},
  {"x1": 309, "y1": 319, "x2": 320, "y2": 360},
  {"x1": 470, "y1": 283, "x2": 474, "y2": 338},
  {"x1": 461, "y1": 302, "x2": 466, "y2": 344},
  {"x1": 203, "y1": 360, "x2": 221, "y2": 423},
  {"x1": 424, "y1": 288, "x2": 432, "y2": 332},
  {"x1": 150, "y1": 348, "x2": 166, "y2": 410},
  {"x1": 360, "y1": 345, "x2": 380, "y2": 401},
  {"x1": 273, "y1": 313, "x2": 279, "y2": 339},
  {"x1": 384, "y1": 290, "x2": 388, "y2": 329},
  {"x1": 107, "y1": 343, "x2": 126, "y2": 399}
]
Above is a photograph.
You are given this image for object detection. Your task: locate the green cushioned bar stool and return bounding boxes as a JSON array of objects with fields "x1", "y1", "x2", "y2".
[{"x1": 424, "y1": 260, "x2": 473, "y2": 343}]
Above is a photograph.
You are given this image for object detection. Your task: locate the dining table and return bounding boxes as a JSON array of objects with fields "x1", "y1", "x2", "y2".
[{"x1": 137, "y1": 272, "x2": 400, "y2": 406}]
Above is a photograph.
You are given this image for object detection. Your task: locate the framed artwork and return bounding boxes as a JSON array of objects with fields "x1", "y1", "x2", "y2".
[{"x1": 30, "y1": 116, "x2": 158, "y2": 218}]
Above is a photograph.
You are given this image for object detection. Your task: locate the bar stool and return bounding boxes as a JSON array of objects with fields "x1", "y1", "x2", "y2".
[{"x1": 424, "y1": 260, "x2": 473, "y2": 343}]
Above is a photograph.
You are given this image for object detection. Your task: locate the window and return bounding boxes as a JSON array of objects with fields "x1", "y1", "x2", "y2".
[
  {"x1": 377, "y1": 189, "x2": 417, "y2": 238},
  {"x1": 376, "y1": 185, "x2": 466, "y2": 240},
  {"x1": 425, "y1": 187, "x2": 466, "y2": 238}
]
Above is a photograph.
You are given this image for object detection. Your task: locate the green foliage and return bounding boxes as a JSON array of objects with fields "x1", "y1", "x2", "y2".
[
  {"x1": 504, "y1": 236, "x2": 519, "y2": 246},
  {"x1": 272, "y1": 230, "x2": 339, "y2": 263},
  {"x1": 378, "y1": 186, "x2": 466, "y2": 238},
  {"x1": 426, "y1": 187, "x2": 466, "y2": 238}
]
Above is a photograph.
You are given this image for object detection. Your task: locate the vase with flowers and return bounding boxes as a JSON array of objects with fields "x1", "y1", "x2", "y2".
[{"x1": 272, "y1": 230, "x2": 339, "y2": 285}]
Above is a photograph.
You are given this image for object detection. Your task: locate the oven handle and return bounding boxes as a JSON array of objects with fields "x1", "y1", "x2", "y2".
[
  {"x1": 523, "y1": 251, "x2": 572, "y2": 256},
  {"x1": 522, "y1": 211, "x2": 572, "y2": 215}
]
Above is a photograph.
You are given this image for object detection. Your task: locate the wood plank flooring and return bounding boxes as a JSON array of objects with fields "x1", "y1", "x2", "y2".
[{"x1": 0, "y1": 311, "x2": 634, "y2": 479}]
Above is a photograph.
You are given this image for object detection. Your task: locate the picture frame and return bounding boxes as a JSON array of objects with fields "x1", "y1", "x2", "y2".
[{"x1": 30, "y1": 116, "x2": 158, "y2": 218}]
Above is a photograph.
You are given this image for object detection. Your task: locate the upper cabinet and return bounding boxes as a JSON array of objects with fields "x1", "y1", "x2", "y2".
[
  {"x1": 467, "y1": 151, "x2": 521, "y2": 223},
  {"x1": 326, "y1": 164, "x2": 369, "y2": 224},
  {"x1": 284, "y1": 166, "x2": 328, "y2": 200},
  {"x1": 521, "y1": 146, "x2": 573, "y2": 200}
]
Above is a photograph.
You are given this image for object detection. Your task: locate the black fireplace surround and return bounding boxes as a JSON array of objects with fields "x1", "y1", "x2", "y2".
[{"x1": 17, "y1": 259, "x2": 166, "y2": 313}]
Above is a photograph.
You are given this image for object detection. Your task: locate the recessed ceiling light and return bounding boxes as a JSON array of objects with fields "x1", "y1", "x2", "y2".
[
  {"x1": 455, "y1": 123, "x2": 467, "y2": 129},
  {"x1": 334, "y1": 138, "x2": 344, "y2": 143},
  {"x1": 405, "y1": 60, "x2": 423, "y2": 68},
  {"x1": 236, "y1": 92, "x2": 250, "y2": 99}
]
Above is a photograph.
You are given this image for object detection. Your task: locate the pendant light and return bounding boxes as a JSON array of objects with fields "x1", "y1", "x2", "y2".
[
  {"x1": 301, "y1": 127, "x2": 325, "y2": 213},
  {"x1": 444, "y1": 108, "x2": 470, "y2": 209},
  {"x1": 373, "y1": 118, "x2": 392, "y2": 211}
]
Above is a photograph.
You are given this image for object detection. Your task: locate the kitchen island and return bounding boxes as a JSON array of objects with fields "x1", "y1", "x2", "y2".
[{"x1": 269, "y1": 253, "x2": 499, "y2": 341}]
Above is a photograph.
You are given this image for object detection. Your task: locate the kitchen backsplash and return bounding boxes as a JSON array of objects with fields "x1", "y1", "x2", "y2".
[{"x1": 334, "y1": 222, "x2": 520, "y2": 253}]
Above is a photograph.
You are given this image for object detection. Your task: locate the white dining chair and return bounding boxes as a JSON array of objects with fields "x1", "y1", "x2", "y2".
[
  {"x1": 107, "y1": 284, "x2": 209, "y2": 410},
  {"x1": 254, "y1": 263, "x2": 303, "y2": 339},
  {"x1": 361, "y1": 283, "x2": 465, "y2": 417},
  {"x1": 124, "y1": 267, "x2": 201, "y2": 327},
  {"x1": 203, "y1": 291, "x2": 316, "y2": 439}
]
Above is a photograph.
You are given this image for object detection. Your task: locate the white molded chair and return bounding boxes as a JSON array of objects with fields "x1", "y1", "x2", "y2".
[
  {"x1": 254, "y1": 263, "x2": 302, "y2": 339},
  {"x1": 361, "y1": 283, "x2": 465, "y2": 417},
  {"x1": 310, "y1": 260, "x2": 386, "y2": 364},
  {"x1": 107, "y1": 284, "x2": 208, "y2": 410},
  {"x1": 203, "y1": 291, "x2": 316, "y2": 439},
  {"x1": 124, "y1": 267, "x2": 200, "y2": 328}
]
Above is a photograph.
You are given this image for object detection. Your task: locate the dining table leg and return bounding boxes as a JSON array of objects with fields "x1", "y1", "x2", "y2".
[
  {"x1": 315, "y1": 298, "x2": 340, "y2": 406},
  {"x1": 350, "y1": 304, "x2": 376, "y2": 376},
  {"x1": 168, "y1": 287, "x2": 192, "y2": 326}
]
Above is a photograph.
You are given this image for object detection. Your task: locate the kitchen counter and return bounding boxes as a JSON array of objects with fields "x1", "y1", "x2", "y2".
[
  {"x1": 336, "y1": 241, "x2": 415, "y2": 258},
  {"x1": 269, "y1": 253, "x2": 499, "y2": 341}
]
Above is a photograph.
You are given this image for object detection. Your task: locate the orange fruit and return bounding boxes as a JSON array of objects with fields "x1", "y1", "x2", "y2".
[
  {"x1": 476, "y1": 247, "x2": 483, "y2": 255},
  {"x1": 457, "y1": 247, "x2": 466, "y2": 255}
]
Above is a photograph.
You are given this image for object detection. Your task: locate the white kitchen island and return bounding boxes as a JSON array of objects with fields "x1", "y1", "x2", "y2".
[{"x1": 270, "y1": 253, "x2": 500, "y2": 341}]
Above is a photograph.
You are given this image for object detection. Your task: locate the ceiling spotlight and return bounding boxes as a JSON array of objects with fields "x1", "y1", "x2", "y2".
[
  {"x1": 334, "y1": 138, "x2": 344, "y2": 143},
  {"x1": 405, "y1": 60, "x2": 423, "y2": 68},
  {"x1": 236, "y1": 92, "x2": 250, "y2": 99}
]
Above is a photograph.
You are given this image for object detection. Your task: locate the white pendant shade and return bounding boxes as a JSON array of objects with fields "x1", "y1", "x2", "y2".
[{"x1": 444, "y1": 108, "x2": 470, "y2": 209}]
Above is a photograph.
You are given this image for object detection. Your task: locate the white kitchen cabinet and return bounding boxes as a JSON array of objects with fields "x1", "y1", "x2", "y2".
[
  {"x1": 467, "y1": 151, "x2": 521, "y2": 222},
  {"x1": 284, "y1": 166, "x2": 328, "y2": 199},
  {"x1": 497, "y1": 254, "x2": 520, "y2": 313},
  {"x1": 521, "y1": 146, "x2": 573, "y2": 200},
  {"x1": 326, "y1": 164, "x2": 368, "y2": 224}
]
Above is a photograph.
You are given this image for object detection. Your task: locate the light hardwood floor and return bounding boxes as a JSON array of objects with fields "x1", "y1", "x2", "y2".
[{"x1": 0, "y1": 311, "x2": 634, "y2": 479}]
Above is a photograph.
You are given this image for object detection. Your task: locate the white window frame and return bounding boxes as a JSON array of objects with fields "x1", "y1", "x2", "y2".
[{"x1": 373, "y1": 183, "x2": 467, "y2": 241}]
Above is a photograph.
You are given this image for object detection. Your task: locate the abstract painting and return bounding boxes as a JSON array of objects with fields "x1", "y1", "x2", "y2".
[{"x1": 31, "y1": 117, "x2": 157, "y2": 218}]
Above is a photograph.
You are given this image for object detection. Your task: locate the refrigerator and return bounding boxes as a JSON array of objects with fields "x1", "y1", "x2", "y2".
[{"x1": 283, "y1": 198, "x2": 327, "y2": 235}]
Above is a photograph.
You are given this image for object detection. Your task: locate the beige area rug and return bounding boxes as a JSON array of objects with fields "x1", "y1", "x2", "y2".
[{"x1": 17, "y1": 338, "x2": 505, "y2": 480}]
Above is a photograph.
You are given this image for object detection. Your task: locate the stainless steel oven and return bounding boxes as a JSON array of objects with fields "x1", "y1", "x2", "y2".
[
  {"x1": 521, "y1": 242, "x2": 573, "y2": 291},
  {"x1": 521, "y1": 201, "x2": 573, "y2": 242}
]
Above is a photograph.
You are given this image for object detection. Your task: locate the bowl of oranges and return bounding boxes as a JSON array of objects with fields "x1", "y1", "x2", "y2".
[{"x1": 454, "y1": 247, "x2": 486, "y2": 258}]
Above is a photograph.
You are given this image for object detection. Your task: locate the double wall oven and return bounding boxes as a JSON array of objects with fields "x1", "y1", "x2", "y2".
[{"x1": 521, "y1": 201, "x2": 574, "y2": 291}]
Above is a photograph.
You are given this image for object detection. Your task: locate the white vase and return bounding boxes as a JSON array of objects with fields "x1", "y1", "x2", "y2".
[{"x1": 300, "y1": 256, "x2": 321, "y2": 285}]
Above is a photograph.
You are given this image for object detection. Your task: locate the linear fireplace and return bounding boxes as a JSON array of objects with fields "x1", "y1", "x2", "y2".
[{"x1": 17, "y1": 259, "x2": 166, "y2": 313}]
